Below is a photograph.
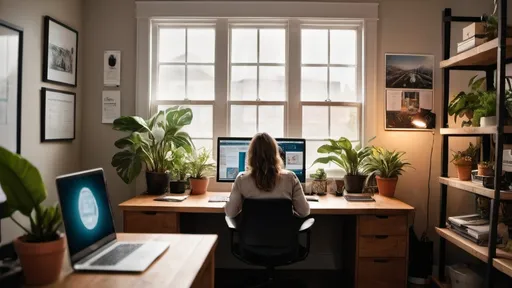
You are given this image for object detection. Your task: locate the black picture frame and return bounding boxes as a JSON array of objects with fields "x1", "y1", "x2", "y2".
[
  {"x1": 43, "y1": 16, "x2": 78, "y2": 87},
  {"x1": 41, "y1": 88, "x2": 76, "y2": 142},
  {"x1": 0, "y1": 19, "x2": 23, "y2": 154}
]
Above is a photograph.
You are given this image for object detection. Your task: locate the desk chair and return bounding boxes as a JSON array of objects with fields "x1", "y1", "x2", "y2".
[{"x1": 225, "y1": 198, "x2": 315, "y2": 287}]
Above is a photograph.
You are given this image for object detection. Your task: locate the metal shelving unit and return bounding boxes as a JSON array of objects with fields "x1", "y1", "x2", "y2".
[{"x1": 437, "y1": 3, "x2": 511, "y2": 288}]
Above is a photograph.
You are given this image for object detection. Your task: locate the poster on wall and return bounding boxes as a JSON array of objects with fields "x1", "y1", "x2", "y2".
[
  {"x1": 41, "y1": 88, "x2": 76, "y2": 142},
  {"x1": 43, "y1": 16, "x2": 78, "y2": 87},
  {"x1": 102, "y1": 90, "x2": 121, "y2": 123},
  {"x1": 104, "y1": 50, "x2": 121, "y2": 86},
  {"x1": 385, "y1": 53, "x2": 434, "y2": 130}
]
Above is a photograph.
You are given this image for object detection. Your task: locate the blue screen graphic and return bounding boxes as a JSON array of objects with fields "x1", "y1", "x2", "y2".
[{"x1": 56, "y1": 171, "x2": 115, "y2": 257}]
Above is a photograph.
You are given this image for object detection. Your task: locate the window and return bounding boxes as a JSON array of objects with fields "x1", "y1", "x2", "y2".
[
  {"x1": 154, "y1": 24, "x2": 216, "y2": 151},
  {"x1": 229, "y1": 26, "x2": 286, "y2": 137},
  {"x1": 150, "y1": 19, "x2": 363, "y2": 173},
  {"x1": 300, "y1": 27, "x2": 361, "y2": 168}
]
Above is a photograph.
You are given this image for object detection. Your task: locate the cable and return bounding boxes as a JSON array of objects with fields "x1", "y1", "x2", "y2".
[{"x1": 421, "y1": 131, "x2": 435, "y2": 242}]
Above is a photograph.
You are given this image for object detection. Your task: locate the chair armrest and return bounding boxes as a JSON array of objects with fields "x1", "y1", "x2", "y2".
[
  {"x1": 299, "y1": 218, "x2": 315, "y2": 232},
  {"x1": 225, "y1": 216, "x2": 237, "y2": 230}
]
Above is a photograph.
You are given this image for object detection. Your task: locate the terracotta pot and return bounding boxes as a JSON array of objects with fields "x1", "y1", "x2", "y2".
[
  {"x1": 190, "y1": 178, "x2": 209, "y2": 195},
  {"x1": 477, "y1": 164, "x2": 494, "y2": 177},
  {"x1": 14, "y1": 236, "x2": 66, "y2": 285},
  {"x1": 376, "y1": 176, "x2": 398, "y2": 197},
  {"x1": 456, "y1": 164, "x2": 473, "y2": 181}
]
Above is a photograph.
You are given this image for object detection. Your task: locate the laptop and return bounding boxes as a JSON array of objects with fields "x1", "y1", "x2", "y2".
[{"x1": 56, "y1": 168, "x2": 169, "y2": 272}]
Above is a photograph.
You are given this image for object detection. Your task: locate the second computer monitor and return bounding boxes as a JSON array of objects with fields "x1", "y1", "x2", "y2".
[{"x1": 216, "y1": 137, "x2": 306, "y2": 183}]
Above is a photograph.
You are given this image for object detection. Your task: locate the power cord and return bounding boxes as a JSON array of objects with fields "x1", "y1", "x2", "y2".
[{"x1": 421, "y1": 131, "x2": 435, "y2": 242}]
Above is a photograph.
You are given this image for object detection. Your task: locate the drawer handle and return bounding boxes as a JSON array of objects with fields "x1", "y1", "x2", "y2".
[
  {"x1": 373, "y1": 259, "x2": 389, "y2": 263},
  {"x1": 375, "y1": 235, "x2": 389, "y2": 239},
  {"x1": 375, "y1": 215, "x2": 389, "y2": 219},
  {"x1": 142, "y1": 211, "x2": 157, "y2": 215}
]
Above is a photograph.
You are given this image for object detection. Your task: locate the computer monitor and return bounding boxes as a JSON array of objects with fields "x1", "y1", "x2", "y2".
[{"x1": 216, "y1": 137, "x2": 306, "y2": 183}]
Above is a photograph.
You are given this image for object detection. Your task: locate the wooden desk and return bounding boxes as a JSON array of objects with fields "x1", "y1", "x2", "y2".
[
  {"x1": 49, "y1": 233, "x2": 217, "y2": 288},
  {"x1": 119, "y1": 192, "x2": 414, "y2": 288}
]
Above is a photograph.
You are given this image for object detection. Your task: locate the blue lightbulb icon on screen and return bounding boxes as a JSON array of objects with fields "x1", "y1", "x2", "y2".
[{"x1": 78, "y1": 187, "x2": 99, "y2": 230}]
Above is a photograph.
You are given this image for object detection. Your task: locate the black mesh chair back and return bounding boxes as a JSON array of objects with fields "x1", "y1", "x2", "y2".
[{"x1": 237, "y1": 198, "x2": 300, "y2": 258}]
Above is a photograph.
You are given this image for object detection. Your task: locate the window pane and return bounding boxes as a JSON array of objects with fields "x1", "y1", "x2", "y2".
[
  {"x1": 159, "y1": 28, "x2": 185, "y2": 63},
  {"x1": 231, "y1": 66, "x2": 257, "y2": 100},
  {"x1": 330, "y1": 30, "x2": 357, "y2": 65},
  {"x1": 302, "y1": 106, "x2": 328, "y2": 139},
  {"x1": 260, "y1": 29, "x2": 285, "y2": 64},
  {"x1": 231, "y1": 105, "x2": 257, "y2": 137},
  {"x1": 231, "y1": 28, "x2": 257, "y2": 63},
  {"x1": 187, "y1": 28, "x2": 215, "y2": 63},
  {"x1": 301, "y1": 67, "x2": 327, "y2": 101},
  {"x1": 306, "y1": 140, "x2": 329, "y2": 169},
  {"x1": 158, "y1": 65, "x2": 185, "y2": 100},
  {"x1": 187, "y1": 65, "x2": 214, "y2": 100},
  {"x1": 258, "y1": 105, "x2": 284, "y2": 138},
  {"x1": 192, "y1": 139, "x2": 213, "y2": 152},
  {"x1": 329, "y1": 67, "x2": 357, "y2": 102},
  {"x1": 301, "y1": 29, "x2": 327, "y2": 64},
  {"x1": 259, "y1": 66, "x2": 285, "y2": 101},
  {"x1": 330, "y1": 106, "x2": 359, "y2": 141}
]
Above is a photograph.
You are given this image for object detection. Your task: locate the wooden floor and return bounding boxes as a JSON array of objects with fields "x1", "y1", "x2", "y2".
[{"x1": 215, "y1": 269, "x2": 347, "y2": 288}]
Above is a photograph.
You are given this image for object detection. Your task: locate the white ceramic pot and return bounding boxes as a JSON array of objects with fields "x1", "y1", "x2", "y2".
[{"x1": 480, "y1": 116, "x2": 497, "y2": 127}]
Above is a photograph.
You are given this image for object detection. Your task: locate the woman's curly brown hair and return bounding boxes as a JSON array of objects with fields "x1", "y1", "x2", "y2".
[{"x1": 247, "y1": 133, "x2": 283, "y2": 192}]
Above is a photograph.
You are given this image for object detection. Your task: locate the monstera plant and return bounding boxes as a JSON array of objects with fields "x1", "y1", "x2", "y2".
[{"x1": 111, "y1": 106, "x2": 194, "y2": 195}]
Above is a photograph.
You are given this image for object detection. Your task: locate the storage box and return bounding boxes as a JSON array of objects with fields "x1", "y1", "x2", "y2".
[
  {"x1": 448, "y1": 264, "x2": 483, "y2": 288},
  {"x1": 463, "y1": 22, "x2": 485, "y2": 40}
]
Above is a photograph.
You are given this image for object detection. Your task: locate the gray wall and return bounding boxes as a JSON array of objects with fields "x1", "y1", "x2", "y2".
[{"x1": 0, "y1": 0, "x2": 83, "y2": 244}]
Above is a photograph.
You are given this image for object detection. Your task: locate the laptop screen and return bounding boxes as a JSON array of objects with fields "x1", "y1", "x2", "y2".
[{"x1": 56, "y1": 169, "x2": 116, "y2": 259}]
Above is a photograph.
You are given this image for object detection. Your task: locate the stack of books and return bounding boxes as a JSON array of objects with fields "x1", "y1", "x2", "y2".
[
  {"x1": 457, "y1": 22, "x2": 487, "y2": 54},
  {"x1": 447, "y1": 214, "x2": 490, "y2": 245}
]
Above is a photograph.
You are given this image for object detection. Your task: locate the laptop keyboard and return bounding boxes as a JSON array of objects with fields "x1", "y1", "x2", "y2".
[{"x1": 91, "y1": 244, "x2": 143, "y2": 266}]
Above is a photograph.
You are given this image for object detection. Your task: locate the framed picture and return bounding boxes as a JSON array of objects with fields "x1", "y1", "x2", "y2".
[
  {"x1": 41, "y1": 88, "x2": 76, "y2": 142},
  {"x1": 43, "y1": 16, "x2": 78, "y2": 87},
  {"x1": 385, "y1": 53, "x2": 434, "y2": 130},
  {"x1": 0, "y1": 19, "x2": 23, "y2": 154}
]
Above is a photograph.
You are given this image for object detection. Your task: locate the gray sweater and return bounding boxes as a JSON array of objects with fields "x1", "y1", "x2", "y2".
[{"x1": 225, "y1": 170, "x2": 310, "y2": 218}]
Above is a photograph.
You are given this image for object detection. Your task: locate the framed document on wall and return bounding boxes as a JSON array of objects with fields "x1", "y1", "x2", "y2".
[
  {"x1": 41, "y1": 88, "x2": 76, "y2": 142},
  {"x1": 43, "y1": 16, "x2": 78, "y2": 87},
  {"x1": 0, "y1": 19, "x2": 23, "y2": 154}
]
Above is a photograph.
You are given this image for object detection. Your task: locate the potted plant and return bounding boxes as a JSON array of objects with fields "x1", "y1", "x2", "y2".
[
  {"x1": 473, "y1": 90, "x2": 496, "y2": 127},
  {"x1": 0, "y1": 146, "x2": 64, "y2": 285},
  {"x1": 451, "y1": 143, "x2": 479, "y2": 181},
  {"x1": 448, "y1": 75, "x2": 485, "y2": 127},
  {"x1": 187, "y1": 148, "x2": 216, "y2": 195},
  {"x1": 111, "y1": 106, "x2": 194, "y2": 195},
  {"x1": 313, "y1": 137, "x2": 373, "y2": 194},
  {"x1": 310, "y1": 168, "x2": 327, "y2": 195},
  {"x1": 168, "y1": 146, "x2": 190, "y2": 194},
  {"x1": 478, "y1": 161, "x2": 494, "y2": 176},
  {"x1": 364, "y1": 147, "x2": 412, "y2": 197}
]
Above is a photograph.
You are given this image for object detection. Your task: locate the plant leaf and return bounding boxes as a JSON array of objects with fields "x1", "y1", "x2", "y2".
[
  {"x1": 113, "y1": 116, "x2": 150, "y2": 133},
  {"x1": 111, "y1": 150, "x2": 143, "y2": 184}
]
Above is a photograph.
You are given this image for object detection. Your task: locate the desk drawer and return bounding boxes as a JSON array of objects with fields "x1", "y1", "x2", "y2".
[
  {"x1": 358, "y1": 235, "x2": 406, "y2": 257},
  {"x1": 124, "y1": 211, "x2": 180, "y2": 233},
  {"x1": 359, "y1": 215, "x2": 407, "y2": 236},
  {"x1": 357, "y1": 258, "x2": 406, "y2": 288}
]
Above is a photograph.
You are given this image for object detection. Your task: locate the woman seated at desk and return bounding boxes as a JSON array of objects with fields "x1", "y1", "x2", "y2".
[{"x1": 225, "y1": 132, "x2": 310, "y2": 218}]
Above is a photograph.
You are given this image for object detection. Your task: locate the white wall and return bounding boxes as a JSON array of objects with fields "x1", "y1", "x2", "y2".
[{"x1": 0, "y1": 0, "x2": 83, "y2": 244}]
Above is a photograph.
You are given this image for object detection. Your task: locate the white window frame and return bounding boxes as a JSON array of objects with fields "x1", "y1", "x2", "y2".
[{"x1": 136, "y1": 1, "x2": 378, "y2": 191}]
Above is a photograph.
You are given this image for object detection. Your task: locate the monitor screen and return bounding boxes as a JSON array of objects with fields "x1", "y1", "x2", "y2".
[
  {"x1": 216, "y1": 137, "x2": 306, "y2": 183},
  {"x1": 56, "y1": 169, "x2": 116, "y2": 259}
]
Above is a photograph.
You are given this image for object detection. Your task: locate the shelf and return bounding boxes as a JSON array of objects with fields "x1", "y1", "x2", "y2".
[
  {"x1": 440, "y1": 126, "x2": 512, "y2": 136},
  {"x1": 440, "y1": 38, "x2": 512, "y2": 69},
  {"x1": 436, "y1": 228, "x2": 512, "y2": 277},
  {"x1": 439, "y1": 177, "x2": 512, "y2": 200}
]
